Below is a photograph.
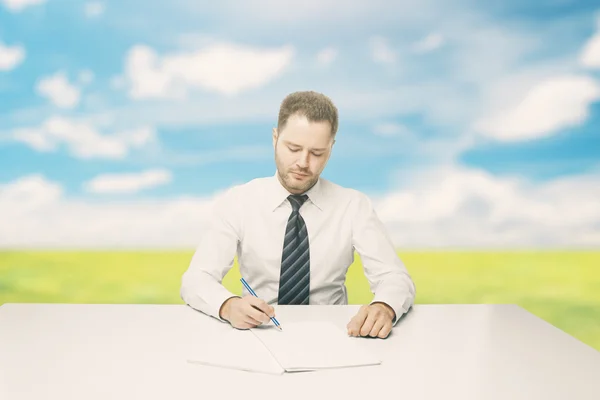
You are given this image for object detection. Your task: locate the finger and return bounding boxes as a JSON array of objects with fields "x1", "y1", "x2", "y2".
[
  {"x1": 378, "y1": 321, "x2": 393, "y2": 339},
  {"x1": 232, "y1": 307, "x2": 261, "y2": 327},
  {"x1": 246, "y1": 296, "x2": 275, "y2": 319},
  {"x1": 368, "y1": 316, "x2": 386, "y2": 338},
  {"x1": 347, "y1": 305, "x2": 369, "y2": 336},
  {"x1": 243, "y1": 316, "x2": 262, "y2": 327},
  {"x1": 232, "y1": 308, "x2": 262, "y2": 327},
  {"x1": 251, "y1": 307, "x2": 272, "y2": 324},
  {"x1": 349, "y1": 305, "x2": 370, "y2": 335},
  {"x1": 359, "y1": 310, "x2": 379, "y2": 337},
  {"x1": 233, "y1": 321, "x2": 255, "y2": 330},
  {"x1": 244, "y1": 304, "x2": 269, "y2": 325},
  {"x1": 243, "y1": 302, "x2": 271, "y2": 324}
]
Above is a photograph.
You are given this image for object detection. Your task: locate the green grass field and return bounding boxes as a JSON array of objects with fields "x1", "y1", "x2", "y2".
[{"x1": 1, "y1": 250, "x2": 599, "y2": 351}]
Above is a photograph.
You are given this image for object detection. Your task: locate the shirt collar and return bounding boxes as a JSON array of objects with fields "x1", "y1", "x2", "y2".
[{"x1": 269, "y1": 171, "x2": 324, "y2": 212}]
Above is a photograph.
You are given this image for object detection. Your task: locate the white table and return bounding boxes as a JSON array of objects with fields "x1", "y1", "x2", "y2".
[{"x1": 0, "y1": 303, "x2": 598, "y2": 400}]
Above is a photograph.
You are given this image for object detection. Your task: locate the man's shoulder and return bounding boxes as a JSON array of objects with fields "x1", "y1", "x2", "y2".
[
  {"x1": 216, "y1": 176, "x2": 273, "y2": 199},
  {"x1": 319, "y1": 177, "x2": 371, "y2": 203},
  {"x1": 319, "y1": 179, "x2": 378, "y2": 224}
]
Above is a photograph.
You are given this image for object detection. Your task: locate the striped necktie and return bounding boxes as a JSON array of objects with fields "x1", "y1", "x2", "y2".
[{"x1": 277, "y1": 194, "x2": 310, "y2": 305}]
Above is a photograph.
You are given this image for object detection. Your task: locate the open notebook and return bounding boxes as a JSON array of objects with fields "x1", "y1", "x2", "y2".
[{"x1": 187, "y1": 321, "x2": 382, "y2": 375}]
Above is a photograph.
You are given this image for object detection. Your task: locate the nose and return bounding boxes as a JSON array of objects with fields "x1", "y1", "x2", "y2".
[{"x1": 297, "y1": 151, "x2": 309, "y2": 169}]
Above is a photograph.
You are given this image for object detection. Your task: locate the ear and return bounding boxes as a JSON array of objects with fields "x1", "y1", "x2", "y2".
[{"x1": 272, "y1": 127, "x2": 278, "y2": 147}]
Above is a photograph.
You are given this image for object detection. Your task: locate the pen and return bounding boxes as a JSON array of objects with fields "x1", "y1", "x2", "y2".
[{"x1": 240, "y1": 277, "x2": 283, "y2": 331}]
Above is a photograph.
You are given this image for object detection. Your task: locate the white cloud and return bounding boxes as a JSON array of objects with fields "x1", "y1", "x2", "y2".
[
  {"x1": 372, "y1": 122, "x2": 414, "y2": 137},
  {"x1": 0, "y1": 40, "x2": 25, "y2": 71},
  {"x1": 579, "y1": 14, "x2": 600, "y2": 68},
  {"x1": 180, "y1": 0, "x2": 452, "y2": 35},
  {"x1": 1, "y1": 0, "x2": 45, "y2": 12},
  {"x1": 369, "y1": 36, "x2": 396, "y2": 64},
  {"x1": 78, "y1": 69, "x2": 95, "y2": 85},
  {"x1": 374, "y1": 165, "x2": 600, "y2": 248},
  {"x1": 84, "y1": 1, "x2": 105, "y2": 18},
  {"x1": 11, "y1": 116, "x2": 156, "y2": 159},
  {"x1": 36, "y1": 71, "x2": 81, "y2": 108},
  {"x1": 83, "y1": 169, "x2": 172, "y2": 194},
  {"x1": 0, "y1": 175, "x2": 217, "y2": 249},
  {"x1": 0, "y1": 175, "x2": 62, "y2": 214},
  {"x1": 1, "y1": 165, "x2": 599, "y2": 248},
  {"x1": 175, "y1": 33, "x2": 220, "y2": 50},
  {"x1": 82, "y1": 80, "x2": 479, "y2": 135},
  {"x1": 162, "y1": 145, "x2": 272, "y2": 167},
  {"x1": 73, "y1": 8, "x2": 566, "y2": 132},
  {"x1": 316, "y1": 47, "x2": 337, "y2": 66},
  {"x1": 473, "y1": 75, "x2": 600, "y2": 141},
  {"x1": 412, "y1": 32, "x2": 445, "y2": 53},
  {"x1": 580, "y1": 35, "x2": 600, "y2": 68},
  {"x1": 447, "y1": 22, "x2": 545, "y2": 90},
  {"x1": 110, "y1": 75, "x2": 126, "y2": 90},
  {"x1": 123, "y1": 42, "x2": 295, "y2": 99}
]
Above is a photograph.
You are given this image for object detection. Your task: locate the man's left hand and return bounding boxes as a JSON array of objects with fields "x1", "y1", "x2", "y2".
[{"x1": 346, "y1": 302, "x2": 396, "y2": 339}]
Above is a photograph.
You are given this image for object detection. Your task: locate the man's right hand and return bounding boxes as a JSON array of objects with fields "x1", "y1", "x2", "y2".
[{"x1": 219, "y1": 295, "x2": 275, "y2": 329}]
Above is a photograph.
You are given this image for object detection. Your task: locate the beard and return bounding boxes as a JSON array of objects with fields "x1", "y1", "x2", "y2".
[
  {"x1": 283, "y1": 171, "x2": 316, "y2": 193},
  {"x1": 275, "y1": 157, "x2": 318, "y2": 194}
]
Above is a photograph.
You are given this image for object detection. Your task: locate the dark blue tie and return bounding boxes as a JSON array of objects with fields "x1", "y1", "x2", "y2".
[{"x1": 277, "y1": 194, "x2": 310, "y2": 305}]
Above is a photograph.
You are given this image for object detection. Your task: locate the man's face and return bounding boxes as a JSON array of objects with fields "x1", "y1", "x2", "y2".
[{"x1": 273, "y1": 113, "x2": 334, "y2": 194}]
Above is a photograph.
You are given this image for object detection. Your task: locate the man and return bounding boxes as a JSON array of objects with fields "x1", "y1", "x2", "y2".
[{"x1": 180, "y1": 91, "x2": 416, "y2": 339}]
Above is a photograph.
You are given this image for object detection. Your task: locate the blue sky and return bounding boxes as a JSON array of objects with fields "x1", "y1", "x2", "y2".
[{"x1": 0, "y1": 0, "x2": 599, "y2": 249}]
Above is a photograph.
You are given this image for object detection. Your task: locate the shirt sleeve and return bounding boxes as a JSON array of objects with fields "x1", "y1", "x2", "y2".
[
  {"x1": 180, "y1": 186, "x2": 243, "y2": 322},
  {"x1": 350, "y1": 191, "x2": 416, "y2": 325}
]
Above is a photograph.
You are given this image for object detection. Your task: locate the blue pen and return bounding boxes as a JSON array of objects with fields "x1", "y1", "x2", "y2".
[{"x1": 240, "y1": 278, "x2": 283, "y2": 331}]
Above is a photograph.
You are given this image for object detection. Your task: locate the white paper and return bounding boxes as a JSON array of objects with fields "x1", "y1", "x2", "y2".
[
  {"x1": 188, "y1": 321, "x2": 381, "y2": 374},
  {"x1": 187, "y1": 327, "x2": 284, "y2": 375},
  {"x1": 251, "y1": 321, "x2": 382, "y2": 371}
]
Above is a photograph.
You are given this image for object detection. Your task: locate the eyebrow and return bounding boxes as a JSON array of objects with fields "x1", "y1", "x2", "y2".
[{"x1": 283, "y1": 140, "x2": 327, "y2": 152}]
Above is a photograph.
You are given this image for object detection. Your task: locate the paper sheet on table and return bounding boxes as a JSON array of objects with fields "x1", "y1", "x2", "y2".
[
  {"x1": 187, "y1": 327, "x2": 284, "y2": 375},
  {"x1": 251, "y1": 321, "x2": 382, "y2": 372}
]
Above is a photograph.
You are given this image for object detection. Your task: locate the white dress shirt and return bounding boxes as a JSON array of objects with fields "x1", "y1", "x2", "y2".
[{"x1": 180, "y1": 173, "x2": 416, "y2": 325}]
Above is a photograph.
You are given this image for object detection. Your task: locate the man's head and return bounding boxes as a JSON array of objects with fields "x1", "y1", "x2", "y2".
[{"x1": 272, "y1": 91, "x2": 338, "y2": 194}]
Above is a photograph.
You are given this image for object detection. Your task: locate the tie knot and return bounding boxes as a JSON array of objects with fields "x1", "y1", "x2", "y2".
[{"x1": 288, "y1": 194, "x2": 308, "y2": 211}]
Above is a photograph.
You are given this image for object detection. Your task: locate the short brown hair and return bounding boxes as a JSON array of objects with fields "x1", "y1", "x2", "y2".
[{"x1": 277, "y1": 91, "x2": 339, "y2": 136}]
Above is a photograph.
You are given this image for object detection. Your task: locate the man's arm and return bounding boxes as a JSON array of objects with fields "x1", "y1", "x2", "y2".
[
  {"x1": 180, "y1": 187, "x2": 242, "y2": 322},
  {"x1": 351, "y1": 192, "x2": 416, "y2": 325}
]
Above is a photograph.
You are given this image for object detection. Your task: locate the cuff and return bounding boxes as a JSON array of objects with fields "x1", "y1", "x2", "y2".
[
  {"x1": 370, "y1": 295, "x2": 413, "y2": 326},
  {"x1": 204, "y1": 285, "x2": 241, "y2": 323}
]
